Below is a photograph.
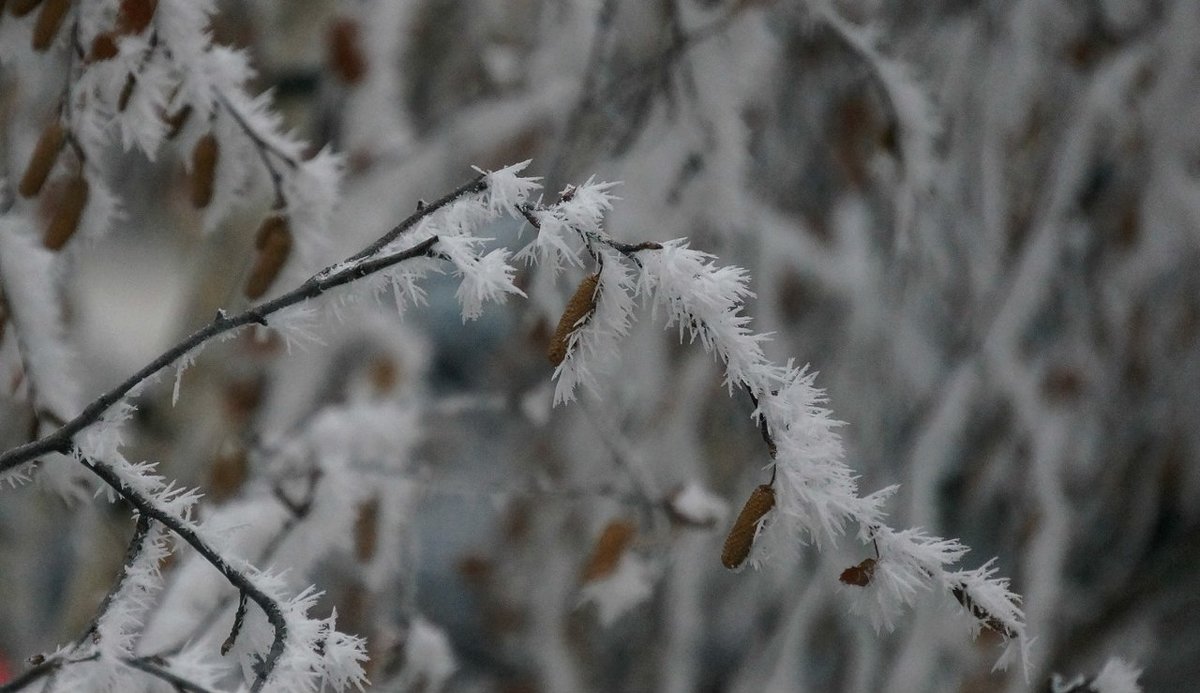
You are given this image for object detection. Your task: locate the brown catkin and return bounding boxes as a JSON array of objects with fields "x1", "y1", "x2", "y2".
[
  {"x1": 31, "y1": 0, "x2": 69, "y2": 51},
  {"x1": 243, "y1": 215, "x2": 292, "y2": 299},
  {"x1": 190, "y1": 133, "x2": 218, "y2": 208},
  {"x1": 721, "y1": 484, "x2": 775, "y2": 570},
  {"x1": 328, "y1": 18, "x2": 367, "y2": 84},
  {"x1": 43, "y1": 175, "x2": 89, "y2": 251},
  {"x1": 18, "y1": 122, "x2": 65, "y2": 198},
  {"x1": 117, "y1": 0, "x2": 157, "y2": 34},
  {"x1": 9, "y1": 0, "x2": 43, "y2": 18},
  {"x1": 89, "y1": 32, "x2": 120, "y2": 62},
  {"x1": 548, "y1": 272, "x2": 599, "y2": 366},
  {"x1": 354, "y1": 496, "x2": 380, "y2": 563},
  {"x1": 581, "y1": 519, "x2": 636, "y2": 582}
]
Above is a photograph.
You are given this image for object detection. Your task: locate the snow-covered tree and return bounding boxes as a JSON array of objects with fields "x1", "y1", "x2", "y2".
[{"x1": 5, "y1": 0, "x2": 1192, "y2": 690}]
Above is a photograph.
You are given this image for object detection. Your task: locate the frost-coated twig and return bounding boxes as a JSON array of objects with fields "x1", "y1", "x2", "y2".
[{"x1": 79, "y1": 455, "x2": 287, "y2": 692}]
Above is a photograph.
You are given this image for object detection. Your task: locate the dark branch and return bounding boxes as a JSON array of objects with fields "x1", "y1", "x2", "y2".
[{"x1": 0, "y1": 229, "x2": 443, "y2": 476}]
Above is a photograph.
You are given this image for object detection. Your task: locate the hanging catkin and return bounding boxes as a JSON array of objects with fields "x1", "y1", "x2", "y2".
[
  {"x1": 190, "y1": 133, "x2": 218, "y2": 208},
  {"x1": 43, "y1": 175, "x2": 89, "y2": 251},
  {"x1": 243, "y1": 214, "x2": 292, "y2": 299},
  {"x1": 18, "y1": 122, "x2": 65, "y2": 198},
  {"x1": 31, "y1": 0, "x2": 70, "y2": 51},
  {"x1": 548, "y1": 272, "x2": 599, "y2": 366},
  {"x1": 721, "y1": 484, "x2": 775, "y2": 570}
]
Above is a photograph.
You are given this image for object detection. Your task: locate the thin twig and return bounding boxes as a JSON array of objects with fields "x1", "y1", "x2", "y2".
[{"x1": 123, "y1": 656, "x2": 222, "y2": 693}]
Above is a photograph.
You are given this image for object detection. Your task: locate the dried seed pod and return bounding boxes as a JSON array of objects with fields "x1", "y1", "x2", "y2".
[
  {"x1": 18, "y1": 121, "x2": 65, "y2": 198},
  {"x1": 117, "y1": 0, "x2": 157, "y2": 34},
  {"x1": 190, "y1": 133, "x2": 218, "y2": 208},
  {"x1": 89, "y1": 32, "x2": 120, "y2": 62},
  {"x1": 9, "y1": 0, "x2": 43, "y2": 18},
  {"x1": 839, "y1": 557, "x2": 877, "y2": 587},
  {"x1": 43, "y1": 175, "x2": 89, "y2": 251},
  {"x1": 548, "y1": 272, "x2": 599, "y2": 366},
  {"x1": 721, "y1": 484, "x2": 775, "y2": 570},
  {"x1": 243, "y1": 214, "x2": 292, "y2": 299},
  {"x1": 354, "y1": 496, "x2": 380, "y2": 563},
  {"x1": 31, "y1": 0, "x2": 69, "y2": 51},
  {"x1": 582, "y1": 519, "x2": 636, "y2": 582},
  {"x1": 163, "y1": 104, "x2": 193, "y2": 140}
]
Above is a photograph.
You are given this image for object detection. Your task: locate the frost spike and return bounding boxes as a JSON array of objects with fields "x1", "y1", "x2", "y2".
[
  {"x1": 8, "y1": 0, "x2": 43, "y2": 19},
  {"x1": 548, "y1": 272, "x2": 599, "y2": 366},
  {"x1": 190, "y1": 133, "x2": 219, "y2": 208},
  {"x1": 31, "y1": 0, "x2": 69, "y2": 51},
  {"x1": 18, "y1": 122, "x2": 65, "y2": 198},
  {"x1": 721, "y1": 484, "x2": 775, "y2": 570},
  {"x1": 582, "y1": 519, "x2": 636, "y2": 582},
  {"x1": 43, "y1": 175, "x2": 89, "y2": 251},
  {"x1": 244, "y1": 214, "x2": 292, "y2": 299}
]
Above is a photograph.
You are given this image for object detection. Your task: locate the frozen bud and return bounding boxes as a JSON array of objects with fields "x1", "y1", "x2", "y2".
[
  {"x1": 18, "y1": 122, "x2": 65, "y2": 198},
  {"x1": 243, "y1": 214, "x2": 292, "y2": 299},
  {"x1": 839, "y1": 557, "x2": 877, "y2": 587},
  {"x1": 31, "y1": 0, "x2": 70, "y2": 51},
  {"x1": 9, "y1": 0, "x2": 44, "y2": 19},
  {"x1": 117, "y1": 0, "x2": 157, "y2": 34},
  {"x1": 328, "y1": 18, "x2": 367, "y2": 85},
  {"x1": 190, "y1": 133, "x2": 218, "y2": 208},
  {"x1": 721, "y1": 484, "x2": 775, "y2": 570},
  {"x1": 548, "y1": 272, "x2": 599, "y2": 365},
  {"x1": 43, "y1": 175, "x2": 89, "y2": 251},
  {"x1": 582, "y1": 519, "x2": 636, "y2": 582}
]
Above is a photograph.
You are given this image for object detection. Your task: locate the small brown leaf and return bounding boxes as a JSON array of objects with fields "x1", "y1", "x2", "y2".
[
  {"x1": 839, "y1": 557, "x2": 877, "y2": 587},
  {"x1": 190, "y1": 133, "x2": 218, "y2": 208},
  {"x1": 43, "y1": 175, "x2": 89, "y2": 251},
  {"x1": 548, "y1": 272, "x2": 599, "y2": 366},
  {"x1": 721, "y1": 484, "x2": 775, "y2": 570},
  {"x1": 18, "y1": 121, "x2": 65, "y2": 198},
  {"x1": 582, "y1": 519, "x2": 636, "y2": 582},
  {"x1": 117, "y1": 73, "x2": 136, "y2": 112}
]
